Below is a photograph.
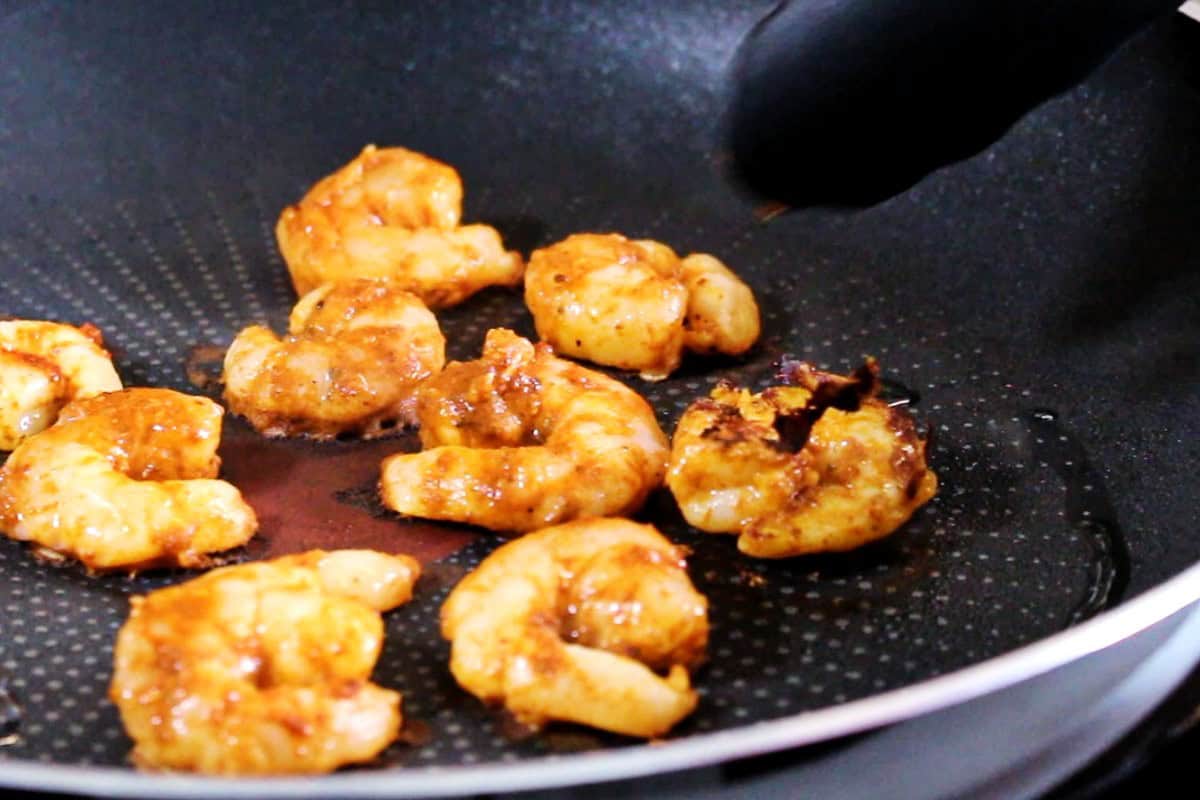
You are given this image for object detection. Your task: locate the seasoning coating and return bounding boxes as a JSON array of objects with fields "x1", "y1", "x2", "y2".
[
  {"x1": 223, "y1": 279, "x2": 445, "y2": 439},
  {"x1": 0, "y1": 320, "x2": 122, "y2": 450},
  {"x1": 380, "y1": 328, "x2": 669, "y2": 531},
  {"x1": 109, "y1": 549, "x2": 419, "y2": 774},
  {"x1": 667, "y1": 360, "x2": 937, "y2": 557},
  {"x1": 441, "y1": 518, "x2": 707, "y2": 738},
  {"x1": 276, "y1": 145, "x2": 523, "y2": 306},
  {"x1": 0, "y1": 387, "x2": 256, "y2": 570},
  {"x1": 524, "y1": 233, "x2": 759, "y2": 380}
]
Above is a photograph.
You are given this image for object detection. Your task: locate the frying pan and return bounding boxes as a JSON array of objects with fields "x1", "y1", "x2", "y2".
[{"x1": 1, "y1": 1, "x2": 1199, "y2": 796}]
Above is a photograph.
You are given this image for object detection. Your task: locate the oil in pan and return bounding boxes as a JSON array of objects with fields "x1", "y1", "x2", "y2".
[{"x1": 0, "y1": 184, "x2": 1126, "y2": 770}]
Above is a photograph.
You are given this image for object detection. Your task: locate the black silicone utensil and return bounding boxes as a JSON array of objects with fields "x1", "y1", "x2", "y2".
[{"x1": 727, "y1": 0, "x2": 1180, "y2": 207}]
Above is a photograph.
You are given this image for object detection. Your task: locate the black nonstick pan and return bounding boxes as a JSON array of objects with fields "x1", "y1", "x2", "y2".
[{"x1": 1, "y1": 1, "x2": 1199, "y2": 796}]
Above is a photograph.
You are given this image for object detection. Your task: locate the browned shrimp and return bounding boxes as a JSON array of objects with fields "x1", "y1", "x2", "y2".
[
  {"x1": 666, "y1": 359, "x2": 937, "y2": 557},
  {"x1": 0, "y1": 320, "x2": 122, "y2": 450},
  {"x1": 223, "y1": 279, "x2": 445, "y2": 439},
  {"x1": 379, "y1": 329, "x2": 669, "y2": 531},
  {"x1": 441, "y1": 518, "x2": 707, "y2": 738},
  {"x1": 524, "y1": 233, "x2": 760, "y2": 380},
  {"x1": 0, "y1": 387, "x2": 257, "y2": 570},
  {"x1": 110, "y1": 549, "x2": 420, "y2": 774},
  {"x1": 276, "y1": 145, "x2": 523, "y2": 307}
]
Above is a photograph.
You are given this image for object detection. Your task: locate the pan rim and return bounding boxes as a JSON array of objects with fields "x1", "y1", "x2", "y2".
[{"x1": 2, "y1": 558, "x2": 1199, "y2": 798}]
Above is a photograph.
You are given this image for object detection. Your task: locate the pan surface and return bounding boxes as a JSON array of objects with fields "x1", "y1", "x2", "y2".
[{"x1": 1, "y1": 1, "x2": 1198, "y2": 795}]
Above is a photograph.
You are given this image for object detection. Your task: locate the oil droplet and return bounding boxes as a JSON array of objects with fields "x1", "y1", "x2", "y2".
[
  {"x1": 497, "y1": 710, "x2": 541, "y2": 742},
  {"x1": 1024, "y1": 410, "x2": 1130, "y2": 622},
  {"x1": 396, "y1": 718, "x2": 432, "y2": 747},
  {"x1": 879, "y1": 378, "x2": 921, "y2": 408}
]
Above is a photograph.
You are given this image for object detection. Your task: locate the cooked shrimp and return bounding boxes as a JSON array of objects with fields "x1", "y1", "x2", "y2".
[
  {"x1": 277, "y1": 145, "x2": 524, "y2": 307},
  {"x1": 679, "y1": 253, "x2": 761, "y2": 356},
  {"x1": 524, "y1": 233, "x2": 688, "y2": 380},
  {"x1": 524, "y1": 233, "x2": 760, "y2": 380},
  {"x1": 666, "y1": 359, "x2": 937, "y2": 557},
  {"x1": 0, "y1": 352, "x2": 66, "y2": 451},
  {"x1": 223, "y1": 279, "x2": 446, "y2": 439},
  {"x1": 379, "y1": 328, "x2": 669, "y2": 531},
  {"x1": 441, "y1": 518, "x2": 707, "y2": 738},
  {"x1": 110, "y1": 549, "x2": 420, "y2": 775},
  {"x1": 0, "y1": 387, "x2": 257, "y2": 570},
  {"x1": 0, "y1": 320, "x2": 122, "y2": 449}
]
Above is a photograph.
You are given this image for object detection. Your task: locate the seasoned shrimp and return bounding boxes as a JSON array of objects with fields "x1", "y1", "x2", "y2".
[
  {"x1": 666, "y1": 359, "x2": 937, "y2": 557},
  {"x1": 0, "y1": 320, "x2": 121, "y2": 449},
  {"x1": 0, "y1": 351, "x2": 67, "y2": 452},
  {"x1": 380, "y1": 328, "x2": 669, "y2": 531},
  {"x1": 110, "y1": 549, "x2": 420, "y2": 774},
  {"x1": 679, "y1": 253, "x2": 761, "y2": 356},
  {"x1": 0, "y1": 387, "x2": 257, "y2": 570},
  {"x1": 441, "y1": 518, "x2": 707, "y2": 738},
  {"x1": 524, "y1": 233, "x2": 688, "y2": 380},
  {"x1": 223, "y1": 279, "x2": 446, "y2": 439},
  {"x1": 277, "y1": 145, "x2": 524, "y2": 307},
  {"x1": 524, "y1": 233, "x2": 760, "y2": 380}
]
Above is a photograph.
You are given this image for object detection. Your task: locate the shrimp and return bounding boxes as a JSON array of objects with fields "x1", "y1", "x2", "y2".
[
  {"x1": 0, "y1": 320, "x2": 122, "y2": 450},
  {"x1": 110, "y1": 549, "x2": 420, "y2": 774},
  {"x1": 223, "y1": 279, "x2": 446, "y2": 439},
  {"x1": 679, "y1": 253, "x2": 761, "y2": 356},
  {"x1": 379, "y1": 328, "x2": 669, "y2": 532},
  {"x1": 0, "y1": 387, "x2": 257, "y2": 571},
  {"x1": 441, "y1": 518, "x2": 707, "y2": 738},
  {"x1": 276, "y1": 145, "x2": 524, "y2": 307},
  {"x1": 0, "y1": 351, "x2": 67, "y2": 452},
  {"x1": 666, "y1": 359, "x2": 937, "y2": 557},
  {"x1": 523, "y1": 233, "x2": 760, "y2": 380}
]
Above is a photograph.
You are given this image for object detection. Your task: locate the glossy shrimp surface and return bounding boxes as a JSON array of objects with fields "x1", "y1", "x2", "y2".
[
  {"x1": 110, "y1": 549, "x2": 420, "y2": 774},
  {"x1": 0, "y1": 388, "x2": 257, "y2": 570},
  {"x1": 0, "y1": 320, "x2": 122, "y2": 450},
  {"x1": 223, "y1": 279, "x2": 446, "y2": 439},
  {"x1": 666, "y1": 360, "x2": 937, "y2": 557},
  {"x1": 379, "y1": 328, "x2": 669, "y2": 532},
  {"x1": 441, "y1": 518, "x2": 707, "y2": 738},
  {"x1": 524, "y1": 233, "x2": 760, "y2": 380},
  {"x1": 679, "y1": 253, "x2": 761, "y2": 356},
  {"x1": 276, "y1": 145, "x2": 524, "y2": 307}
]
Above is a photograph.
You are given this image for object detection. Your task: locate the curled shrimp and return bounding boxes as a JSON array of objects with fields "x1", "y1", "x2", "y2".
[
  {"x1": 0, "y1": 320, "x2": 122, "y2": 450},
  {"x1": 223, "y1": 279, "x2": 446, "y2": 439},
  {"x1": 110, "y1": 549, "x2": 420, "y2": 774},
  {"x1": 523, "y1": 233, "x2": 760, "y2": 380},
  {"x1": 276, "y1": 145, "x2": 524, "y2": 307},
  {"x1": 379, "y1": 328, "x2": 669, "y2": 532},
  {"x1": 666, "y1": 359, "x2": 937, "y2": 557},
  {"x1": 0, "y1": 387, "x2": 257, "y2": 570},
  {"x1": 679, "y1": 253, "x2": 762, "y2": 357},
  {"x1": 441, "y1": 518, "x2": 707, "y2": 738}
]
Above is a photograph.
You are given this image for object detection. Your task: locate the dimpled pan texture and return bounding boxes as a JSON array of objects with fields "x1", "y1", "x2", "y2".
[{"x1": 1, "y1": 0, "x2": 1199, "y2": 789}]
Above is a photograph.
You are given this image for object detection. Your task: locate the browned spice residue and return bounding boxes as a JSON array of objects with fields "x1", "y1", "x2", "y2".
[
  {"x1": 218, "y1": 421, "x2": 478, "y2": 564},
  {"x1": 184, "y1": 344, "x2": 228, "y2": 393},
  {"x1": 396, "y1": 718, "x2": 432, "y2": 747}
]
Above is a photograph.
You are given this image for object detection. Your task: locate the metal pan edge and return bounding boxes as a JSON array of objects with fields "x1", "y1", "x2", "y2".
[{"x1": 3, "y1": 558, "x2": 1199, "y2": 799}]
